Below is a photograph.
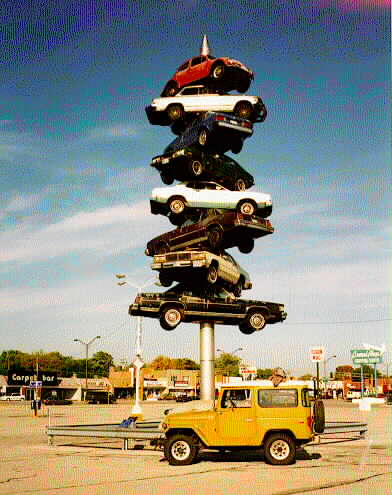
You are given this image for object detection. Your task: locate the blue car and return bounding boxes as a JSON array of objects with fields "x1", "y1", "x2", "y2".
[{"x1": 164, "y1": 112, "x2": 253, "y2": 155}]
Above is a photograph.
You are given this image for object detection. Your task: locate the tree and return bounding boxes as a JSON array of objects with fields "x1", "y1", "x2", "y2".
[
  {"x1": 299, "y1": 374, "x2": 313, "y2": 381},
  {"x1": 89, "y1": 351, "x2": 114, "y2": 377},
  {"x1": 256, "y1": 368, "x2": 274, "y2": 379},
  {"x1": 149, "y1": 355, "x2": 174, "y2": 370},
  {"x1": 172, "y1": 358, "x2": 200, "y2": 370},
  {"x1": 215, "y1": 353, "x2": 241, "y2": 376}
]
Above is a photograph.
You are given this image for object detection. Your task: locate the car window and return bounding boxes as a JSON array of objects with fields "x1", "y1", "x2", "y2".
[
  {"x1": 221, "y1": 389, "x2": 251, "y2": 408},
  {"x1": 191, "y1": 56, "x2": 203, "y2": 66},
  {"x1": 177, "y1": 61, "x2": 189, "y2": 71},
  {"x1": 258, "y1": 389, "x2": 298, "y2": 408},
  {"x1": 181, "y1": 87, "x2": 199, "y2": 96},
  {"x1": 207, "y1": 55, "x2": 216, "y2": 60},
  {"x1": 302, "y1": 388, "x2": 312, "y2": 407}
]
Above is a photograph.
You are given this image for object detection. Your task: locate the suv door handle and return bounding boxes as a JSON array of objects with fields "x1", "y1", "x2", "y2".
[{"x1": 245, "y1": 418, "x2": 253, "y2": 422}]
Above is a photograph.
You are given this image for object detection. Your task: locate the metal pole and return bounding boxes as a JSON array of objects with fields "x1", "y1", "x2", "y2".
[
  {"x1": 360, "y1": 364, "x2": 364, "y2": 398},
  {"x1": 85, "y1": 343, "x2": 88, "y2": 400},
  {"x1": 200, "y1": 321, "x2": 215, "y2": 401},
  {"x1": 374, "y1": 363, "x2": 377, "y2": 396},
  {"x1": 132, "y1": 314, "x2": 143, "y2": 415},
  {"x1": 316, "y1": 362, "x2": 320, "y2": 398}
]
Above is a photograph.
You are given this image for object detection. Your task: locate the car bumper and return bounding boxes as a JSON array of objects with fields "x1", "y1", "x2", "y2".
[
  {"x1": 217, "y1": 120, "x2": 254, "y2": 135},
  {"x1": 150, "y1": 199, "x2": 169, "y2": 216},
  {"x1": 145, "y1": 105, "x2": 170, "y2": 126}
]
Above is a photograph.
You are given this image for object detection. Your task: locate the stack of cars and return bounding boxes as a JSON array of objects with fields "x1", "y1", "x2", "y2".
[{"x1": 130, "y1": 37, "x2": 287, "y2": 335}]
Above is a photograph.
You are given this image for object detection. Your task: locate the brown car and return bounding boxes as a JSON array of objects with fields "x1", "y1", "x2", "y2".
[{"x1": 145, "y1": 210, "x2": 274, "y2": 257}]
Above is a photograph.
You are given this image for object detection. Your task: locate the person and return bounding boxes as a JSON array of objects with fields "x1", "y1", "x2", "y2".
[{"x1": 269, "y1": 367, "x2": 287, "y2": 387}]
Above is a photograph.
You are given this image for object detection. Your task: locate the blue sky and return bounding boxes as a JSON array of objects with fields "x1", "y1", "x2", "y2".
[{"x1": 1, "y1": 0, "x2": 390, "y2": 375}]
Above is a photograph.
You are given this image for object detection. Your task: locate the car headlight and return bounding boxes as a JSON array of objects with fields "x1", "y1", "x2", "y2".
[
  {"x1": 191, "y1": 253, "x2": 206, "y2": 261},
  {"x1": 154, "y1": 255, "x2": 166, "y2": 263},
  {"x1": 173, "y1": 149, "x2": 186, "y2": 157}
]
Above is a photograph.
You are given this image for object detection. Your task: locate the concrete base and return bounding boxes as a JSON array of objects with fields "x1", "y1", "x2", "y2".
[{"x1": 354, "y1": 397, "x2": 385, "y2": 410}]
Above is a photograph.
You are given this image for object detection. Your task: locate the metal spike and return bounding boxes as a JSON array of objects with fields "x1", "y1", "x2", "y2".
[{"x1": 200, "y1": 34, "x2": 211, "y2": 56}]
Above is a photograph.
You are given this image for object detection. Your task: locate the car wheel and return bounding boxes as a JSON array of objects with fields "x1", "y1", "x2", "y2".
[
  {"x1": 234, "y1": 101, "x2": 254, "y2": 120},
  {"x1": 206, "y1": 263, "x2": 218, "y2": 284},
  {"x1": 264, "y1": 433, "x2": 296, "y2": 465},
  {"x1": 238, "y1": 237, "x2": 254, "y2": 254},
  {"x1": 237, "y1": 200, "x2": 256, "y2": 216},
  {"x1": 163, "y1": 82, "x2": 178, "y2": 97},
  {"x1": 244, "y1": 310, "x2": 267, "y2": 331},
  {"x1": 164, "y1": 434, "x2": 199, "y2": 466},
  {"x1": 231, "y1": 141, "x2": 243, "y2": 154},
  {"x1": 190, "y1": 160, "x2": 204, "y2": 177},
  {"x1": 239, "y1": 324, "x2": 255, "y2": 335},
  {"x1": 198, "y1": 128, "x2": 209, "y2": 147},
  {"x1": 313, "y1": 399, "x2": 325, "y2": 434},
  {"x1": 159, "y1": 271, "x2": 173, "y2": 287},
  {"x1": 168, "y1": 197, "x2": 186, "y2": 215},
  {"x1": 234, "y1": 178, "x2": 246, "y2": 191},
  {"x1": 260, "y1": 205, "x2": 272, "y2": 218},
  {"x1": 161, "y1": 172, "x2": 174, "y2": 185},
  {"x1": 167, "y1": 104, "x2": 184, "y2": 122},
  {"x1": 160, "y1": 306, "x2": 183, "y2": 330},
  {"x1": 233, "y1": 279, "x2": 243, "y2": 298},
  {"x1": 207, "y1": 226, "x2": 223, "y2": 250},
  {"x1": 168, "y1": 212, "x2": 185, "y2": 226},
  {"x1": 211, "y1": 62, "x2": 225, "y2": 80},
  {"x1": 237, "y1": 79, "x2": 250, "y2": 93}
]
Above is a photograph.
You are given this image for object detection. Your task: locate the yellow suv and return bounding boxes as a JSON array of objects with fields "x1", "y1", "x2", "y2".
[{"x1": 162, "y1": 383, "x2": 324, "y2": 466}]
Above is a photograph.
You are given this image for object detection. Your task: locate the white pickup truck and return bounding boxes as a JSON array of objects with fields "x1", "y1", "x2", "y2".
[{"x1": 0, "y1": 393, "x2": 25, "y2": 401}]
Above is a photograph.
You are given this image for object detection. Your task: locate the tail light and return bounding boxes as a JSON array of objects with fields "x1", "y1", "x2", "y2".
[
  {"x1": 215, "y1": 114, "x2": 226, "y2": 121},
  {"x1": 307, "y1": 414, "x2": 314, "y2": 430},
  {"x1": 242, "y1": 121, "x2": 252, "y2": 128},
  {"x1": 135, "y1": 295, "x2": 141, "y2": 304}
]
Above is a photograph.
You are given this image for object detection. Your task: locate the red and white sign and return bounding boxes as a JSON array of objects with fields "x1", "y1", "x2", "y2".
[
  {"x1": 310, "y1": 347, "x2": 325, "y2": 362},
  {"x1": 239, "y1": 365, "x2": 257, "y2": 376}
]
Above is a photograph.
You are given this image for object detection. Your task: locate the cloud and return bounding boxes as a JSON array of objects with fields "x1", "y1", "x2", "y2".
[
  {"x1": 86, "y1": 124, "x2": 139, "y2": 141},
  {"x1": 0, "y1": 200, "x2": 167, "y2": 264}
]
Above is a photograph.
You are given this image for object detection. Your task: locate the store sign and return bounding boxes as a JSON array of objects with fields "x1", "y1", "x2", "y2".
[
  {"x1": 351, "y1": 349, "x2": 382, "y2": 365},
  {"x1": 239, "y1": 365, "x2": 257, "y2": 376},
  {"x1": 8, "y1": 370, "x2": 58, "y2": 386},
  {"x1": 144, "y1": 379, "x2": 167, "y2": 388},
  {"x1": 310, "y1": 347, "x2": 325, "y2": 362}
]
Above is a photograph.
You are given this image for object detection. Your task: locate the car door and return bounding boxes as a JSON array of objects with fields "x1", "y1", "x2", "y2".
[
  {"x1": 206, "y1": 293, "x2": 243, "y2": 318},
  {"x1": 185, "y1": 56, "x2": 208, "y2": 84},
  {"x1": 215, "y1": 389, "x2": 258, "y2": 446},
  {"x1": 172, "y1": 217, "x2": 207, "y2": 250},
  {"x1": 179, "y1": 293, "x2": 207, "y2": 317}
]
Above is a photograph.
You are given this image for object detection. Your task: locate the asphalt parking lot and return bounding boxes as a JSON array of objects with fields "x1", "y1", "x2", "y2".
[{"x1": 0, "y1": 400, "x2": 391, "y2": 495}]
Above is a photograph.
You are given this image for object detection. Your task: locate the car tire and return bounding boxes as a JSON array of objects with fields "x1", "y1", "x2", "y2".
[
  {"x1": 161, "y1": 172, "x2": 174, "y2": 185},
  {"x1": 259, "y1": 205, "x2": 272, "y2": 218},
  {"x1": 234, "y1": 178, "x2": 246, "y2": 191},
  {"x1": 313, "y1": 399, "x2": 325, "y2": 434},
  {"x1": 211, "y1": 62, "x2": 225, "y2": 80},
  {"x1": 167, "y1": 104, "x2": 184, "y2": 122},
  {"x1": 159, "y1": 271, "x2": 173, "y2": 287},
  {"x1": 206, "y1": 263, "x2": 218, "y2": 284},
  {"x1": 168, "y1": 212, "x2": 185, "y2": 226},
  {"x1": 190, "y1": 160, "x2": 204, "y2": 177},
  {"x1": 231, "y1": 140, "x2": 243, "y2": 154},
  {"x1": 239, "y1": 324, "x2": 255, "y2": 335},
  {"x1": 163, "y1": 82, "x2": 178, "y2": 97},
  {"x1": 198, "y1": 128, "x2": 209, "y2": 147},
  {"x1": 156, "y1": 242, "x2": 169, "y2": 254},
  {"x1": 160, "y1": 306, "x2": 183, "y2": 330},
  {"x1": 168, "y1": 196, "x2": 186, "y2": 215},
  {"x1": 164, "y1": 434, "x2": 199, "y2": 466},
  {"x1": 207, "y1": 226, "x2": 223, "y2": 250},
  {"x1": 243, "y1": 309, "x2": 267, "y2": 331},
  {"x1": 234, "y1": 101, "x2": 254, "y2": 120},
  {"x1": 237, "y1": 200, "x2": 256, "y2": 216},
  {"x1": 238, "y1": 237, "x2": 254, "y2": 254},
  {"x1": 237, "y1": 79, "x2": 250, "y2": 93},
  {"x1": 233, "y1": 279, "x2": 243, "y2": 298},
  {"x1": 264, "y1": 433, "x2": 296, "y2": 465}
]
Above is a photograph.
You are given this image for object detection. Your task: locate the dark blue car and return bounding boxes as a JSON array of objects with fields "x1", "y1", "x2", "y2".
[{"x1": 164, "y1": 112, "x2": 253, "y2": 155}]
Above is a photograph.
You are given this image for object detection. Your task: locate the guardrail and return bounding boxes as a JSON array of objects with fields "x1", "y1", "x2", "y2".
[{"x1": 321, "y1": 421, "x2": 367, "y2": 438}]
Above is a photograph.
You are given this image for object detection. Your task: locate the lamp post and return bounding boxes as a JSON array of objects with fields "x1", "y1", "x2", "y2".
[
  {"x1": 324, "y1": 354, "x2": 337, "y2": 380},
  {"x1": 74, "y1": 336, "x2": 101, "y2": 399},
  {"x1": 116, "y1": 274, "x2": 156, "y2": 415},
  {"x1": 216, "y1": 347, "x2": 243, "y2": 378}
]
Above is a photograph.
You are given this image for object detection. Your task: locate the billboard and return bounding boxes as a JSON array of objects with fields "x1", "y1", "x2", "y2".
[
  {"x1": 310, "y1": 347, "x2": 325, "y2": 362},
  {"x1": 351, "y1": 349, "x2": 382, "y2": 365},
  {"x1": 7, "y1": 370, "x2": 59, "y2": 386}
]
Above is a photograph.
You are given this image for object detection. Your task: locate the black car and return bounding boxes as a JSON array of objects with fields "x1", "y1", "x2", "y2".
[
  {"x1": 145, "y1": 209, "x2": 274, "y2": 256},
  {"x1": 164, "y1": 112, "x2": 253, "y2": 155},
  {"x1": 129, "y1": 284, "x2": 287, "y2": 334},
  {"x1": 43, "y1": 399, "x2": 72, "y2": 405},
  {"x1": 176, "y1": 395, "x2": 192, "y2": 402},
  {"x1": 151, "y1": 147, "x2": 254, "y2": 190}
]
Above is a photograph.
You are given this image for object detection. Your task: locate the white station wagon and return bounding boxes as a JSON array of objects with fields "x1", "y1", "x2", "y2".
[
  {"x1": 150, "y1": 181, "x2": 273, "y2": 220},
  {"x1": 145, "y1": 86, "x2": 267, "y2": 125}
]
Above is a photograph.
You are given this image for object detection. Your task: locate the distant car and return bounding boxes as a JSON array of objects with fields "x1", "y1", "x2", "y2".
[
  {"x1": 0, "y1": 393, "x2": 25, "y2": 401},
  {"x1": 151, "y1": 250, "x2": 251, "y2": 297},
  {"x1": 150, "y1": 182, "x2": 273, "y2": 222},
  {"x1": 85, "y1": 391, "x2": 116, "y2": 404},
  {"x1": 129, "y1": 284, "x2": 287, "y2": 334},
  {"x1": 150, "y1": 147, "x2": 254, "y2": 190},
  {"x1": 176, "y1": 395, "x2": 192, "y2": 402},
  {"x1": 164, "y1": 112, "x2": 254, "y2": 156},
  {"x1": 43, "y1": 399, "x2": 72, "y2": 405},
  {"x1": 146, "y1": 85, "x2": 266, "y2": 125},
  {"x1": 160, "y1": 54, "x2": 254, "y2": 96},
  {"x1": 145, "y1": 210, "x2": 274, "y2": 256}
]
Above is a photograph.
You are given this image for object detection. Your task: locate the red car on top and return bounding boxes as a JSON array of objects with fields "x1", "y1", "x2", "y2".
[{"x1": 161, "y1": 55, "x2": 254, "y2": 97}]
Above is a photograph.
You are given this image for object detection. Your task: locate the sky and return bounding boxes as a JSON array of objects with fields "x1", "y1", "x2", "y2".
[{"x1": 0, "y1": 0, "x2": 391, "y2": 376}]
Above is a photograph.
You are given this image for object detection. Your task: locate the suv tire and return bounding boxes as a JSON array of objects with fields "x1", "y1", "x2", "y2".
[
  {"x1": 313, "y1": 399, "x2": 325, "y2": 434},
  {"x1": 164, "y1": 433, "x2": 199, "y2": 466},
  {"x1": 264, "y1": 433, "x2": 296, "y2": 465}
]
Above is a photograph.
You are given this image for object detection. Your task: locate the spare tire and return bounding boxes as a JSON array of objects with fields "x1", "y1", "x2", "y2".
[{"x1": 313, "y1": 399, "x2": 325, "y2": 434}]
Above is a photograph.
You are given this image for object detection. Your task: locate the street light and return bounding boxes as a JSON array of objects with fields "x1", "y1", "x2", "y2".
[
  {"x1": 116, "y1": 274, "x2": 156, "y2": 415},
  {"x1": 74, "y1": 336, "x2": 101, "y2": 399},
  {"x1": 324, "y1": 354, "x2": 337, "y2": 380}
]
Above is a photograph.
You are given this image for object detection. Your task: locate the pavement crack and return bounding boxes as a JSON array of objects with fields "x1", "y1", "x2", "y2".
[{"x1": 0, "y1": 474, "x2": 37, "y2": 484}]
